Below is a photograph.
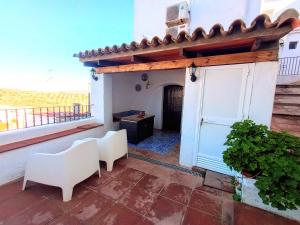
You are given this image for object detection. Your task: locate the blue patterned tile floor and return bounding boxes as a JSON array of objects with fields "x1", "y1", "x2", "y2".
[{"x1": 128, "y1": 130, "x2": 180, "y2": 155}]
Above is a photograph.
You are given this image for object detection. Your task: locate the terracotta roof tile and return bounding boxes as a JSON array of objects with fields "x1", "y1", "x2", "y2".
[{"x1": 74, "y1": 9, "x2": 299, "y2": 59}]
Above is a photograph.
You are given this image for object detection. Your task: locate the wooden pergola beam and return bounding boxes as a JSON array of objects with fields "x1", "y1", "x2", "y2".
[
  {"x1": 130, "y1": 55, "x2": 149, "y2": 63},
  {"x1": 95, "y1": 50, "x2": 277, "y2": 74}
]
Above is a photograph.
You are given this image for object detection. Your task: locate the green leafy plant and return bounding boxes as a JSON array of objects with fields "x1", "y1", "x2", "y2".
[
  {"x1": 231, "y1": 177, "x2": 242, "y2": 202},
  {"x1": 223, "y1": 120, "x2": 300, "y2": 210},
  {"x1": 255, "y1": 131, "x2": 300, "y2": 210},
  {"x1": 223, "y1": 119, "x2": 268, "y2": 174}
]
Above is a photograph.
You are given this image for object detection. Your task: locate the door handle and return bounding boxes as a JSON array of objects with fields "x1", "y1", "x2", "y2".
[{"x1": 200, "y1": 118, "x2": 204, "y2": 126}]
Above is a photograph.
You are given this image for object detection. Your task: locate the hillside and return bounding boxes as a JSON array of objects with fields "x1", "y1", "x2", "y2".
[{"x1": 0, "y1": 88, "x2": 89, "y2": 108}]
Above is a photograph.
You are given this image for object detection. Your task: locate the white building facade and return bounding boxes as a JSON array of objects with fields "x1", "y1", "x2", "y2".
[{"x1": 134, "y1": 0, "x2": 300, "y2": 84}]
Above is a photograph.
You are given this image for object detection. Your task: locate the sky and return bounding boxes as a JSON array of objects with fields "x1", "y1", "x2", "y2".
[{"x1": 0, "y1": 0, "x2": 133, "y2": 92}]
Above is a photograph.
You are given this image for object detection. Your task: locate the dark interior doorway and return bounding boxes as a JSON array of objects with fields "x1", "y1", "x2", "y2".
[{"x1": 163, "y1": 85, "x2": 183, "y2": 131}]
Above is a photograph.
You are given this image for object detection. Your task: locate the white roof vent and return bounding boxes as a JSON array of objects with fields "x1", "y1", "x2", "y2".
[{"x1": 166, "y1": 1, "x2": 190, "y2": 27}]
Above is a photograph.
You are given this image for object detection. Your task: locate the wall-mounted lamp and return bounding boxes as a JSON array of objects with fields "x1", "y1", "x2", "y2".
[
  {"x1": 189, "y1": 62, "x2": 197, "y2": 82},
  {"x1": 279, "y1": 39, "x2": 284, "y2": 47},
  {"x1": 90, "y1": 68, "x2": 98, "y2": 81}
]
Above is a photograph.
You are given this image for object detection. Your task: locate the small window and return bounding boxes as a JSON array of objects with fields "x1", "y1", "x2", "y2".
[{"x1": 289, "y1": 41, "x2": 298, "y2": 49}]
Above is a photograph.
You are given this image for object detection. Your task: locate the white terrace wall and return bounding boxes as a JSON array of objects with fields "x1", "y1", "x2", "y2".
[
  {"x1": 111, "y1": 69, "x2": 185, "y2": 129},
  {"x1": 134, "y1": 0, "x2": 262, "y2": 42},
  {"x1": 0, "y1": 118, "x2": 105, "y2": 185},
  {"x1": 0, "y1": 74, "x2": 114, "y2": 186}
]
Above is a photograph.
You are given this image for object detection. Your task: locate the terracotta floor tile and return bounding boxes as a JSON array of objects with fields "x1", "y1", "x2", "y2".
[
  {"x1": 117, "y1": 168, "x2": 145, "y2": 184},
  {"x1": 135, "y1": 174, "x2": 165, "y2": 194},
  {"x1": 146, "y1": 195, "x2": 186, "y2": 225},
  {"x1": 195, "y1": 185, "x2": 223, "y2": 196},
  {"x1": 234, "y1": 202, "x2": 300, "y2": 225},
  {"x1": 167, "y1": 170, "x2": 204, "y2": 189},
  {"x1": 100, "y1": 160, "x2": 128, "y2": 178},
  {"x1": 79, "y1": 173, "x2": 113, "y2": 190},
  {"x1": 160, "y1": 183, "x2": 192, "y2": 205},
  {"x1": 24, "y1": 181, "x2": 61, "y2": 198},
  {"x1": 69, "y1": 191, "x2": 114, "y2": 224},
  {"x1": 0, "y1": 180, "x2": 23, "y2": 203},
  {"x1": 136, "y1": 218, "x2": 155, "y2": 225},
  {"x1": 204, "y1": 171, "x2": 234, "y2": 193},
  {"x1": 98, "y1": 178, "x2": 132, "y2": 200},
  {"x1": 189, "y1": 190, "x2": 221, "y2": 218},
  {"x1": 49, "y1": 185, "x2": 93, "y2": 212},
  {"x1": 48, "y1": 214, "x2": 83, "y2": 225},
  {"x1": 128, "y1": 147, "x2": 152, "y2": 157},
  {"x1": 2, "y1": 156, "x2": 299, "y2": 225},
  {"x1": 182, "y1": 207, "x2": 221, "y2": 225},
  {"x1": 119, "y1": 186, "x2": 158, "y2": 215},
  {"x1": 123, "y1": 158, "x2": 155, "y2": 174},
  {"x1": 95, "y1": 204, "x2": 144, "y2": 225},
  {"x1": 146, "y1": 164, "x2": 174, "y2": 179},
  {"x1": 5, "y1": 199, "x2": 63, "y2": 225},
  {"x1": 0, "y1": 190, "x2": 45, "y2": 223},
  {"x1": 221, "y1": 199, "x2": 234, "y2": 225}
]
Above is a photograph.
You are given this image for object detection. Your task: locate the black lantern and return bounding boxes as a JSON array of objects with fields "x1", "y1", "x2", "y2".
[
  {"x1": 90, "y1": 68, "x2": 98, "y2": 81},
  {"x1": 189, "y1": 62, "x2": 197, "y2": 82}
]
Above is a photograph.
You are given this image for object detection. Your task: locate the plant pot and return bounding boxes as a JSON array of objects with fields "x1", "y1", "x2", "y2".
[
  {"x1": 241, "y1": 177, "x2": 300, "y2": 222},
  {"x1": 241, "y1": 170, "x2": 253, "y2": 178},
  {"x1": 241, "y1": 170, "x2": 261, "y2": 179}
]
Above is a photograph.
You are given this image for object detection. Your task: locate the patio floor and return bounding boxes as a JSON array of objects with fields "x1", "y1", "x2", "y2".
[
  {"x1": 129, "y1": 143, "x2": 181, "y2": 167},
  {"x1": 0, "y1": 156, "x2": 298, "y2": 225}
]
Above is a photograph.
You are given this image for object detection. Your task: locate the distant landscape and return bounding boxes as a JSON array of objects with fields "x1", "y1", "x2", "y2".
[
  {"x1": 0, "y1": 88, "x2": 89, "y2": 109},
  {"x1": 0, "y1": 89, "x2": 90, "y2": 131}
]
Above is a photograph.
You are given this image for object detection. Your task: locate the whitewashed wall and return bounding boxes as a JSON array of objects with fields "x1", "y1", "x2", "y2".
[
  {"x1": 134, "y1": 0, "x2": 262, "y2": 42},
  {"x1": 90, "y1": 74, "x2": 113, "y2": 131},
  {"x1": 180, "y1": 62, "x2": 278, "y2": 167},
  {"x1": 112, "y1": 70, "x2": 185, "y2": 129},
  {"x1": 279, "y1": 29, "x2": 300, "y2": 58},
  {"x1": 0, "y1": 119, "x2": 105, "y2": 185}
]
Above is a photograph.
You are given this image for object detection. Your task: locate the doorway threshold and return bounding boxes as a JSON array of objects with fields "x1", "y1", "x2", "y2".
[{"x1": 128, "y1": 152, "x2": 204, "y2": 177}]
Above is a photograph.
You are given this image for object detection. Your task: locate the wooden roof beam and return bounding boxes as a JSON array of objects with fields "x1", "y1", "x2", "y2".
[
  {"x1": 130, "y1": 55, "x2": 150, "y2": 63},
  {"x1": 97, "y1": 60, "x2": 125, "y2": 67},
  {"x1": 251, "y1": 38, "x2": 262, "y2": 51},
  {"x1": 96, "y1": 50, "x2": 278, "y2": 74},
  {"x1": 179, "y1": 48, "x2": 200, "y2": 58}
]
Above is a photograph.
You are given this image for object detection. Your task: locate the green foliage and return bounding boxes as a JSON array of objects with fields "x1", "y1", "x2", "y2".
[
  {"x1": 223, "y1": 120, "x2": 300, "y2": 210},
  {"x1": 223, "y1": 119, "x2": 268, "y2": 173},
  {"x1": 255, "y1": 131, "x2": 300, "y2": 210},
  {"x1": 233, "y1": 192, "x2": 241, "y2": 202}
]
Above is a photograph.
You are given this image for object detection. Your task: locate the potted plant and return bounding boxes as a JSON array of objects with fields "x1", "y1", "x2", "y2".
[
  {"x1": 255, "y1": 131, "x2": 300, "y2": 210},
  {"x1": 223, "y1": 119, "x2": 268, "y2": 177},
  {"x1": 223, "y1": 120, "x2": 300, "y2": 220}
]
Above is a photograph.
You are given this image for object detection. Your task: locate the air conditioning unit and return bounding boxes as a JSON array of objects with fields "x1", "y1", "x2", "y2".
[
  {"x1": 166, "y1": 1, "x2": 190, "y2": 27},
  {"x1": 166, "y1": 24, "x2": 189, "y2": 38}
]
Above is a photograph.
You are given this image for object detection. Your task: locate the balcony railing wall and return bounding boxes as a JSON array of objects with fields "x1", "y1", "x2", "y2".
[
  {"x1": 0, "y1": 105, "x2": 92, "y2": 132},
  {"x1": 278, "y1": 57, "x2": 300, "y2": 76}
]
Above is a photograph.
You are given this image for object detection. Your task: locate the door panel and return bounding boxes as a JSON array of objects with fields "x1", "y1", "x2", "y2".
[
  {"x1": 196, "y1": 65, "x2": 253, "y2": 175},
  {"x1": 163, "y1": 85, "x2": 183, "y2": 131}
]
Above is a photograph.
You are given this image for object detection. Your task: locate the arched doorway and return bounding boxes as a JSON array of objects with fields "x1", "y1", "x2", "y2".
[{"x1": 163, "y1": 85, "x2": 184, "y2": 131}]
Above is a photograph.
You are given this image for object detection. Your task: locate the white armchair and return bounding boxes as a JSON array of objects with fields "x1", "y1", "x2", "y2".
[
  {"x1": 83, "y1": 129, "x2": 128, "y2": 171},
  {"x1": 22, "y1": 139, "x2": 100, "y2": 202}
]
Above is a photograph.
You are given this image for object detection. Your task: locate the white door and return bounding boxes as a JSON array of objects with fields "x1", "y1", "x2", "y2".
[{"x1": 196, "y1": 64, "x2": 254, "y2": 175}]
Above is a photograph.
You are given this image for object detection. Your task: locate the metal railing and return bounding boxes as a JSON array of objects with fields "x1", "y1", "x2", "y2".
[
  {"x1": 0, "y1": 104, "x2": 92, "y2": 132},
  {"x1": 278, "y1": 57, "x2": 300, "y2": 76}
]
